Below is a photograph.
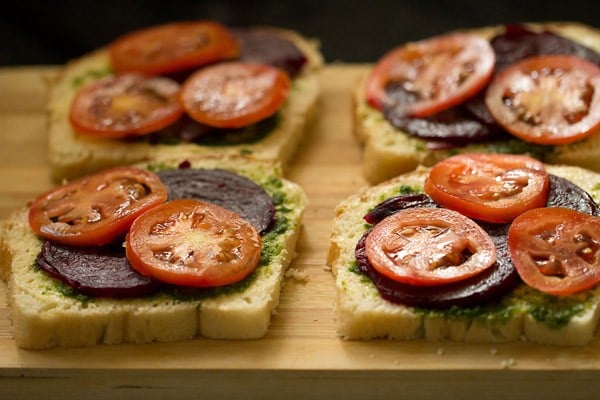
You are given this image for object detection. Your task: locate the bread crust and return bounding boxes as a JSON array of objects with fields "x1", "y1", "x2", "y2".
[
  {"x1": 353, "y1": 22, "x2": 600, "y2": 184},
  {"x1": 0, "y1": 155, "x2": 308, "y2": 349},
  {"x1": 47, "y1": 28, "x2": 323, "y2": 182},
  {"x1": 328, "y1": 164, "x2": 600, "y2": 345}
]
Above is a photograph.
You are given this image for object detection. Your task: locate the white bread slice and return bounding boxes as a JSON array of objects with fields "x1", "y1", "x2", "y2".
[
  {"x1": 327, "y1": 164, "x2": 600, "y2": 345},
  {"x1": 353, "y1": 22, "x2": 600, "y2": 184},
  {"x1": 0, "y1": 155, "x2": 308, "y2": 349},
  {"x1": 47, "y1": 28, "x2": 323, "y2": 182}
]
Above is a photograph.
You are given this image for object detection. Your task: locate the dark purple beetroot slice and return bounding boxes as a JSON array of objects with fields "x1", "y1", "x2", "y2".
[
  {"x1": 232, "y1": 28, "x2": 308, "y2": 78},
  {"x1": 547, "y1": 174, "x2": 600, "y2": 216},
  {"x1": 364, "y1": 193, "x2": 437, "y2": 224},
  {"x1": 157, "y1": 168, "x2": 276, "y2": 234},
  {"x1": 358, "y1": 194, "x2": 519, "y2": 309},
  {"x1": 355, "y1": 225, "x2": 520, "y2": 309},
  {"x1": 147, "y1": 115, "x2": 215, "y2": 144},
  {"x1": 383, "y1": 102, "x2": 506, "y2": 145},
  {"x1": 491, "y1": 24, "x2": 600, "y2": 72},
  {"x1": 36, "y1": 240, "x2": 160, "y2": 298}
]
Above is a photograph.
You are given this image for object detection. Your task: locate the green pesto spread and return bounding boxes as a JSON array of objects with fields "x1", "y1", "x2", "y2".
[
  {"x1": 413, "y1": 136, "x2": 554, "y2": 161},
  {"x1": 513, "y1": 285, "x2": 595, "y2": 329},
  {"x1": 485, "y1": 139, "x2": 553, "y2": 160},
  {"x1": 35, "y1": 262, "x2": 92, "y2": 304},
  {"x1": 71, "y1": 67, "x2": 113, "y2": 89}
]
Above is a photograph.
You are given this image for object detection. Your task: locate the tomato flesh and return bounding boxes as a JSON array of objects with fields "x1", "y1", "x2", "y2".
[
  {"x1": 109, "y1": 20, "x2": 240, "y2": 75},
  {"x1": 126, "y1": 199, "x2": 262, "y2": 287},
  {"x1": 485, "y1": 54, "x2": 600, "y2": 145},
  {"x1": 508, "y1": 207, "x2": 600, "y2": 295},
  {"x1": 179, "y1": 61, "x2": 290, "y2": 128},
  {"x1": 366, "y1": 33, "x2": 495, "y2": 117},
  {"x1": 425, "y1": 153, "x2": 550, "y2": 223},
  {"x1": 69, "y1": 73, "x2": 184, "y2": 139},
  {"x1": 28, "y1": 167, "x2": 168, "y2": 246},
  {"x1": 365, "y1": 208, "x2": 496, "y2": 286}
]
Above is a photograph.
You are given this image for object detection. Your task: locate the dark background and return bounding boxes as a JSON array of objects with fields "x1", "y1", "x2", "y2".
[{"x1": 1, "y1": 0, "x2": 598, "y2": 66}]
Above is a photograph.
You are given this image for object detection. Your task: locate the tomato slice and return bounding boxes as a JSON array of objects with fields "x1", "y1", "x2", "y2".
[
  {"x1": 109, "y1": 20, "x2": 240, "y2": 75},
  {"x1": 508, "y1": 207, "x2": 600, "y2": 295},
  {"x1": 365, "y1": 208, "x2": 497, "y2": 286},
  {"x1": 485, "y1": 54, "x2": 600, "y2": 145},
  {"x1": 179, "y1": 61, "x2": 290, "y2": 128},
  {"x1": 125, "y1": 199, "x2": 262, "y2": 287},
  {"x1": 28, "y1": 167, "x2": 168, "y2": 246},
  {"x1": 69, "y1": 73, "x2": 184, "y2": 139},
  {"x1": 365, "y1": 33, "x2": 495, "y2": 117},
  {"x1": 424, "y1": 153, "x2": 550, "y2": 223}
]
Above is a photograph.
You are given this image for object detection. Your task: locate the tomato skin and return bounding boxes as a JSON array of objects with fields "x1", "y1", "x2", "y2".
[
  {"x1": 424, "y1": 153, "x2": 550, "y2": 223},
  {"x1": 508, "y1": 207, "x2": 600, "y2": 296},
  {"x1": 485, "y1": 54, "x2": 600, "y2": 145},
  {"x1": 28, "y1": 167, "x2": 168, "y2": 246},
  {"x1": 109, "y1": 20, "x2": 240, "y2": 75},
  {"x1": 179, "y1": 62, "x2": 290, "y2": 128},
  {"x1": 365, "y1": 208, "x2": 497, "y2": 286},
  {"x1": 125, "y1": 199, "x2": 262, "y2": 288},
  {"x1": 69, "y1": 73, "x2": 184, "y2": 139},
  {"x1": 365, "y1": 33, "x2": 495, "y2": 117}
]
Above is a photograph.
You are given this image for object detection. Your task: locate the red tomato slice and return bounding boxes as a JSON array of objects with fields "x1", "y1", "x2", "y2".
[
  {"x1": 485, "y1": 54, "x2": 600, "y2": 145},
  {"x1": 365, "y1": 208, "x2": 497, "y2": 286},
  {"x1": 28, "y1": 167, "x2": 168, "y2": 246},
  {"x1": 179, "y1": 61, "x2": 290, "y2": 128},
  {"x1": 126, "y1": 199, "x2": 262, "y2": 287},
  {"x1": 69, "y1": 73, "x2": 184, "y2": 139},
  {"x1": 508, "y1": 207, "x2": 600, "y2": 295},
  {"x1": 365, "y1": 33, "x2": 495, "y2": 117},
  {"x1": 425, "y1": 153, "x2": 550, "y2": 223},
  {"x1": 109, "y1": 20, "x2": 240, "y2": 75}
]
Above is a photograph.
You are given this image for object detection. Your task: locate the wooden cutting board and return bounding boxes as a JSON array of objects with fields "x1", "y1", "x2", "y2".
[{"x1": 1, "y1": 65, "x2": 599, "y2": 400}]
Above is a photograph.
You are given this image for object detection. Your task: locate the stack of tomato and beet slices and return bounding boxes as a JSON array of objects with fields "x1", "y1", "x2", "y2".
[
  {"x1": 365, "y1": 24, "x2": 600, "y2": 148},
  {"x1": 357, "y1": 153, "x2": 600, "y2": 309},
  {"x1": 68, "y1": 20, "x2": 307, "y2": 143},
  {"x1": 28, "y1": 164, "x2": 278, "y2": 298}
]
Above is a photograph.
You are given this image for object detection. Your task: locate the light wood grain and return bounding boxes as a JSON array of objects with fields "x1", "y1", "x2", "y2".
[{"x1": 1, "y1": 65, "x2": 600, "y2": 400}]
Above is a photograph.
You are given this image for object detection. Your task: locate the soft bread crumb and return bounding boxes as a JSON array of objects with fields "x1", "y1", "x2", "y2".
[
  {"x1": 284, "y1": 268, "x2": 309, "y2": 283},
  {"x1": 501, "y1": 358, "x2": 517, "y2": 369}
]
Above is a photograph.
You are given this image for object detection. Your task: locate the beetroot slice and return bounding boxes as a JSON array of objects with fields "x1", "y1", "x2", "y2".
[
  {"x1": 36, "y1": 241, "x2": 160, "y2": 298},
  {"x1": 157, "y1": 168, "x2": 276, "y2": 234},
  {"x1": 356, "y1": 175, "x2": 600, "y2": 308},
  {"x1": 232, "y1": 28, "x2": 308, "y2": 78},
  {"x1": 355, "y1": 225, "x2": 518, "y2": 309},
  {"x1": 491, "y1": 24, "x2": 600, "y2": 72}
]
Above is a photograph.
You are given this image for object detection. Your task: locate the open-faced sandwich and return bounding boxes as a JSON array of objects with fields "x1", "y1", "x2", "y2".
[
  {"x1": 354, "y1": 22, "x2": 600, "y2": 184},
  {"x1": 0, "y1": 155, "x2": 307, "y2": 349},
  {"x1": 328, "y1": 153, "x2": 600, "y2": 345},
  {"x1": 48, "y1": 20, "x2": 323, "y2": 181}
]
